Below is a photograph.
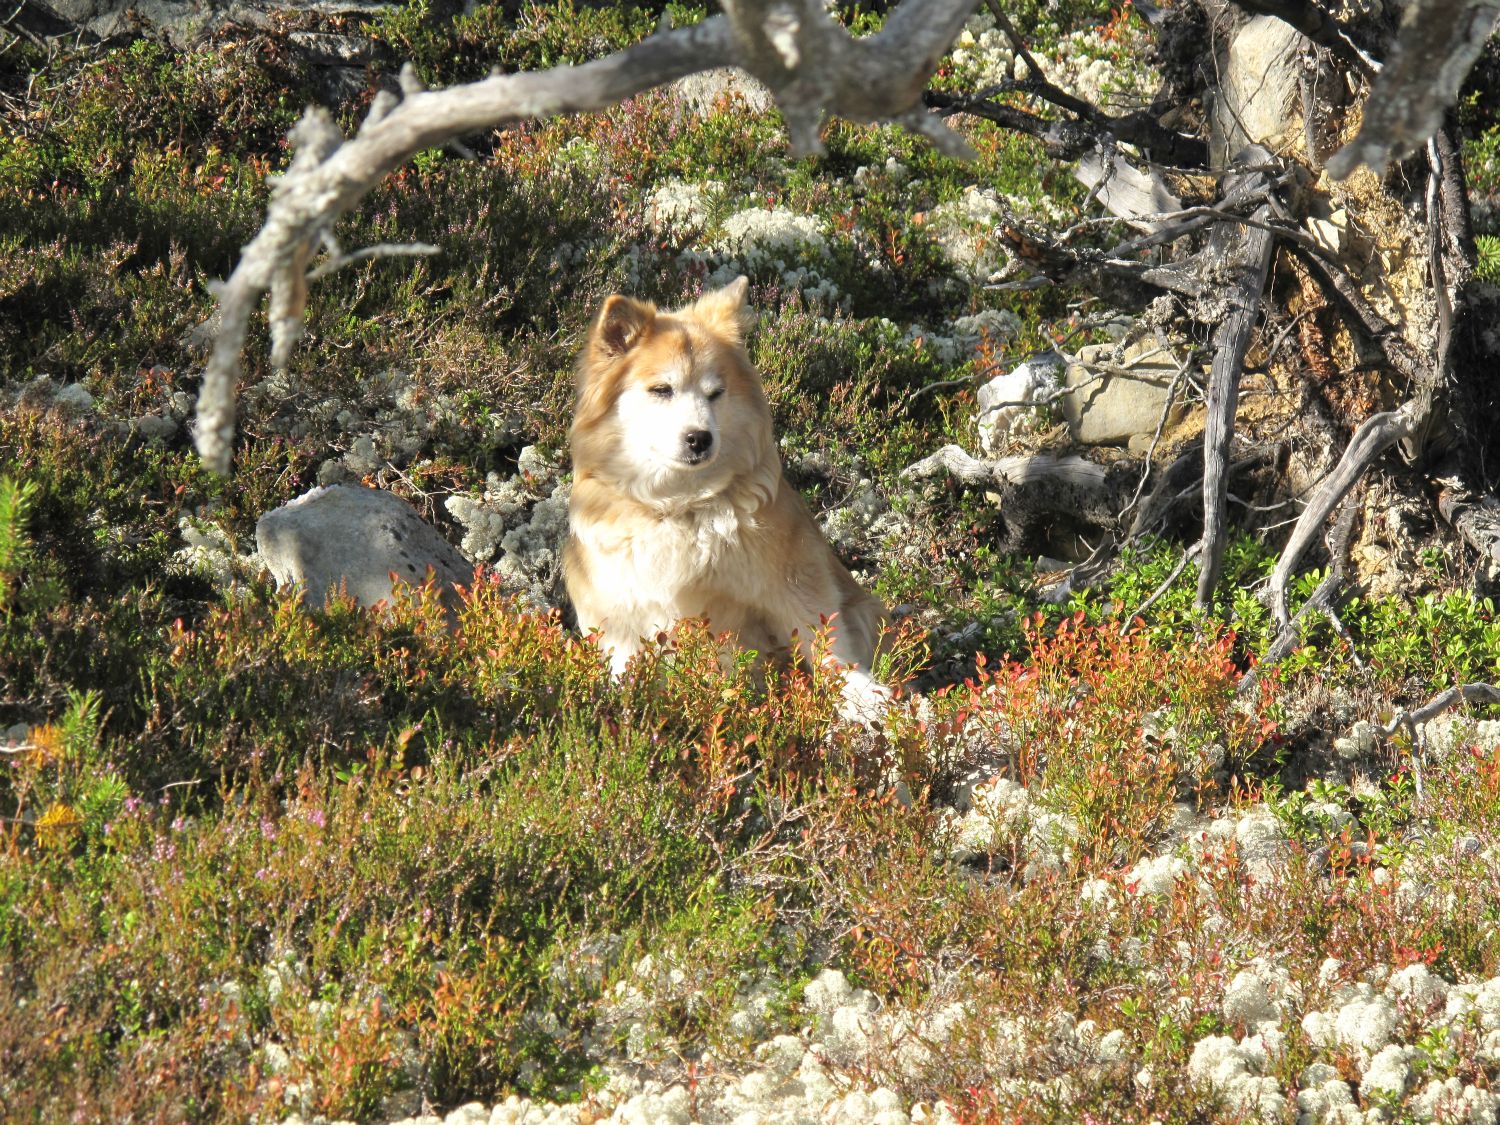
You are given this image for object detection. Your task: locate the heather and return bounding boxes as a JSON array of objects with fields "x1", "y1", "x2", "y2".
[{"x1": 5, "y1": 3, "x2": 1500, "y2": 1122}]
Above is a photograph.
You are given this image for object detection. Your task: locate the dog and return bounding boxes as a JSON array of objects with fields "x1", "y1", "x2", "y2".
[{"x1": 563, "y1": 276, "x2": 888, "y2": 714}]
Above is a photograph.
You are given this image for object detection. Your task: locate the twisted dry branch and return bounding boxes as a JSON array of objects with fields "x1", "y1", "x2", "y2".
[
  {"x1": 1326, "y1": 0, "x2": 1500, "y2": 178},
  {"x1": 1379, "y1": 683, "x2": 1500, "y2": 740},
  {"x1": 1267, "y1": 401, "x2": 1424, "y2": 630},
  {"x1": 193, "y1": 0, "x2": 978, "y2": 474}
]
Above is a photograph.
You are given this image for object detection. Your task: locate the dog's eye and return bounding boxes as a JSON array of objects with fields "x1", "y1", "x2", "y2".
[
  {"x1": 648, "y1": 384, "x2": 673, "y2": 399},
  {"x1": 706, "y1": 388, "x2": 725, "y2": 401}
]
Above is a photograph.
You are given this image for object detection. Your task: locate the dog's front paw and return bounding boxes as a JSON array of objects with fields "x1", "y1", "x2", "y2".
[{"x1": 837, "y1": 668, "x2": 892, "y2": 727}]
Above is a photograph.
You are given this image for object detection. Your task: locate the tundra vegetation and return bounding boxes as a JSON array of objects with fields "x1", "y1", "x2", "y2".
[{"x1": 7, "y1": 0, "x2": 1500, "y2": 1121}]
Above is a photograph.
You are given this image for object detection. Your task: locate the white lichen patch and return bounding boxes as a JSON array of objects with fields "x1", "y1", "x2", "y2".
[
  {"x1": 173, "y1": 514, "x2": 262, "y2": 592},
  {"x1": 926, "y1": 187, "x2": 1009, "y2": 283},
  {"x1": 716, "y1": 206, "x2": 828, "y2": 266},
  {"x1": 647, "y1": 178, "x2": 724, "y2": 239}
]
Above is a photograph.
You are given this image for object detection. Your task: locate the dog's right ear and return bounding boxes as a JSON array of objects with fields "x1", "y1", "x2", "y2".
[{"x1": 591, "y1": 295, "x2": 655, "y2": 358}]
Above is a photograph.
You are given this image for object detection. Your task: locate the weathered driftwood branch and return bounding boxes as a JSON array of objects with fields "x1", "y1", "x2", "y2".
[
  {"x1": 1073, "y1": 146, "x2": 1184, "y2": 231},
  {"x1": 901, "y1": 445, "x2": 1128, "y2": 526},
  {"x1": 1436, "y1": 482, "x2": 1500, "y2": 568},
  {"x1": 1379, "y1": 682, "x2": 1500, "y2": 739},
  {"x1": 1241, "y1": 501, "x2": 1358, "y2": 695},
  {"x1": 719, "y1": 0, "x2": 977, "y2": 157},
  {"x1": 1261, "y1": 114, "x2": 1486, "y2": 630},
  {"x1": 195, "y1": 21, "x2": 736, "y2": 474},
  {"x1": 1268, "y1": 401, "x2": 1425, "y2": 629},
  {"x1": 1197, "y1": 147, "x2": 1276, "y2": 612},
  {"x1": 194, "y1": 0, "x2": 978, "y2": 474},
  {"x1": 1327, "y1": 0, "x2": 1500, "y2": 178},
  {"x1": 903, "y1": 445, "x2": 1108, "y2": 491}
]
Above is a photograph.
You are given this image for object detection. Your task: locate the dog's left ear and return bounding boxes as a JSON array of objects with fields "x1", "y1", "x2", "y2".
[{"x1": 689, "y1": 276, "x2": 756, "y2": 341}]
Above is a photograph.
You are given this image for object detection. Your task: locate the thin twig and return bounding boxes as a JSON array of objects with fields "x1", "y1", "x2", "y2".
[
  {"x1": 1114, "y1": 347, "x2": 1193, "y2": 529},
  {"x1": 982, "y1": 0, "x2": 1044, "y2": 81},
  {"x1": 305, "y1": 241, "x2": 441, "y2": 282},
  {"x1": 1121, "y1": 541, "x2": 1200, "y2": 634}
]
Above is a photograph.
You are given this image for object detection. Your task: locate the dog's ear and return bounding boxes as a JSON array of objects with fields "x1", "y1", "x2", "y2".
[
  {"x1": 689, "y1": 275, "x2": 755, "y2": 341},
  {"x1": 591, "y1": 295, "x2": 655, "y2": 358}
]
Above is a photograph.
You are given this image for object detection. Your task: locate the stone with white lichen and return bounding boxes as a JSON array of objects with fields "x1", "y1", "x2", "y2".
[
  {"x1": 257, "y1": 485, "x2": 473, "y2": 613},
  {"x1": 975, "y1": 353, "x2": 1063, "y2": 454}
]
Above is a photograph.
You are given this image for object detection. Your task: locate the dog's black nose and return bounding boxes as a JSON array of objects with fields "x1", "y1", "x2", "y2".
[{"x1": 684, "y1": 429, "x2": 713, "y2": 455}]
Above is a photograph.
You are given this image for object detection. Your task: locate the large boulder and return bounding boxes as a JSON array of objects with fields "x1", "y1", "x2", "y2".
[{"x1": 256, "y1": 485, "x2": 473, "y2": 612}]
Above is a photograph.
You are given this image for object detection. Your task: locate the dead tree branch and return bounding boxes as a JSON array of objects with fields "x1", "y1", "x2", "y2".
[
  {"x1": 1268, "y1": 402, "x2": 1425, "y2": 629},
  {"x1": 903, "y1": 445, "x2": 1109, "y2": 492},
  {"x1": 1327, "y1": 0, "x2": 1500, "y2": 178},
  {"x1": 925, "y1": 86, "x2": 1209, "y2": 169},
  {"x1": 901, "y1": 445, "x2": 1129, "y2": 527},
  {"x1": 1380, "y1": 683, "x2": 1500, "y2": 739},
  {"x1": 1436, "y1": 483, "x2": 1500, "y2": 569},
  {"x1": 1197, "y1": 147, "x2": 1276, "y2": 612},
  {"x1": 194, "y1": 0, "x2": 978, "y2": 474}
]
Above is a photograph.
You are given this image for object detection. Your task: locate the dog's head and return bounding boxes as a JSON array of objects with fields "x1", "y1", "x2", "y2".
[{"x1": 571, "y1": 277, "x2": 779, "y2": 509}]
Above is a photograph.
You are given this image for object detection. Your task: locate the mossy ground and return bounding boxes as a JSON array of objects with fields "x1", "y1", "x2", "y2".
[{"x1": 4, "y1": 4, "x2": 1500, "y2": 1121}]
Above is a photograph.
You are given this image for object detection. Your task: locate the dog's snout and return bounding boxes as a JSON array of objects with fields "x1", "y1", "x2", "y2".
[{"x1": 684, "y1": 429, "x2": 713, "y2": 455}]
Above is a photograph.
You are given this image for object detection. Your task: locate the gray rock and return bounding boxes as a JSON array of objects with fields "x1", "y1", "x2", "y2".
[
  {"x1": 130, "y1": 413, "x2": 179, "y2": 443},
  {"x1": 670, "y1": 67, "x2": 774, "y2": 117},
  {"x1": 256, "y1": 485, "x2": 473, "y2": 612},
  {"x1": 53, "y1": 383, "x2": 95, "y2": 413},
  {"x1": 1211, "y1": 15, "x2": 1303, "y2": 166},
  {"x1": 287, "y1": 30, "x2": 372, "y2": 65},
  {"x1": 1063, "y1": 339, "x2": 1185, "y2": 446}
]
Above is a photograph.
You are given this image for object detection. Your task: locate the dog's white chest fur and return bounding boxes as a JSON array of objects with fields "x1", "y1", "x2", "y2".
[{"x1": 576, "y1": 498, "x2": 760, "y2": 668}]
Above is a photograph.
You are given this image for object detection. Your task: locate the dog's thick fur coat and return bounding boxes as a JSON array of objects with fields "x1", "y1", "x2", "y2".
[{"x1": 563, "y1": 278, "x2": 886, "y2": 688}]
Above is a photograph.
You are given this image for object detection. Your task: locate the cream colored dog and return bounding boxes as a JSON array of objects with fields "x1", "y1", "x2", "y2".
[{"x1": 563, "y1": 277, "x2": 887, "y2": 711}]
